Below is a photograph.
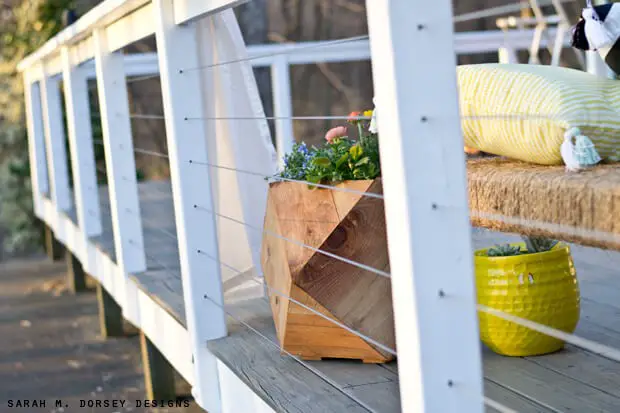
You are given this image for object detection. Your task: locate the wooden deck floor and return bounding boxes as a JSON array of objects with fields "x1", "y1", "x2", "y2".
[{"x1": 80, "y1": 180, "x2": 620, "y2": 413}]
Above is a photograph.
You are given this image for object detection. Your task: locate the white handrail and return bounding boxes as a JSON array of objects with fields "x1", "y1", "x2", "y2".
[
  {"x1": 34, "y1": 27, "x2": 567, "y2": 81},
  {"x1": 28, "y1": 28, "x2": 571, "y2": 165}
]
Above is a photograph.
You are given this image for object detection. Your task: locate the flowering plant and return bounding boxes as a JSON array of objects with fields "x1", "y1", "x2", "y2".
[{"x1": 278, "y1": 109, "x2": 380, "y2": 185}]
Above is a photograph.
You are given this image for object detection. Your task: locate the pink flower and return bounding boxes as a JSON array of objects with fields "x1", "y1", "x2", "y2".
[
  {"x1": 348, "y1": 111, "x2": 362, "y2": 124},
  {"x1": 325, "y1": 126, "x2": 347, "y2": 143}
]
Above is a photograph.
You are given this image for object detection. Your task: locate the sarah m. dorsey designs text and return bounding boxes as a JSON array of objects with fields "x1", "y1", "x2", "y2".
[{"x1": 7, "y1": 399, "x2": 191, "y2": 408}]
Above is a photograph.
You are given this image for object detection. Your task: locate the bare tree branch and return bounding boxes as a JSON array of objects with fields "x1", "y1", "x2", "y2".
[{"x1": 315, "y1": 62, "x2": 355, "y2": 106}]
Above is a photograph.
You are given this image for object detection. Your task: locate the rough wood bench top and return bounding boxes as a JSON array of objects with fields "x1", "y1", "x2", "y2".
[{"x1": 468, "y1": 157, "x2": 620, "y2": 250}]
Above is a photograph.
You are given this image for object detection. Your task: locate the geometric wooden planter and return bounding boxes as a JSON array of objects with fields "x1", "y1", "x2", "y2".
[{"x1": 260, "y1": 178, "x2": 395, "y2": 363}]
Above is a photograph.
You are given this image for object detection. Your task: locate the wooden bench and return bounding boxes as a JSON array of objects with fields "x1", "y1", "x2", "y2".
[{"x1": 468, "y1": 157, "x2": 620, "y2": 250}]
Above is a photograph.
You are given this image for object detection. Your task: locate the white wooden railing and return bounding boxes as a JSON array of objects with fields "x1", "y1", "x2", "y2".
[
  {"x1": 25, "y1": 27, "x2": 575, "y2": 170},
  {"x1": 16, "y1": 1, "x2": 608, "y2": 412}
]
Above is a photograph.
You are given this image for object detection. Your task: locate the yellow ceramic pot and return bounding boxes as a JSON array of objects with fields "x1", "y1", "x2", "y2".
[{"x1": 475, "y1": 242, "x2": 580, "y2": 356}]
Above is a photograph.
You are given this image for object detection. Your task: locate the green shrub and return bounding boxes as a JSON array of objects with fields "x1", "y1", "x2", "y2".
[{"x1": 0, "y1": 0, "x2": 73, "y2": 255}]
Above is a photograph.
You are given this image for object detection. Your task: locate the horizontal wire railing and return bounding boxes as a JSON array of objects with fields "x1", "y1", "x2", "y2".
[
  {"x1": 91, "y1": 151, "x2": 391, "y2": 280},
  {"x1": 121, "y1": 206, "x2": 398, "y2": 354},
  {"x1": 204, "y1": 293, "x2": 383, "y2": 413},
  {"x1": 197, "y1": 203, "x2": 391, "y2": 278},
  {"x1": 95, "y1": 141, "x2": 620, "y2": 409},
  {"x1": 137, "y1": 192, "x2": 620, "y2": 364},
  {"x1": 481, "y1": 396, "x2": 519, "y2": 413},
  {"x1": 96, "y1": 196, "x2": 566, "y2": 413},
  {"x1": 180, "y1": 34, "x2": 371, "y2": 73},
  {"x1": 92, "y1": 161, "x2": 620, "y2": 282},
  {"x1": 194, "y1": 248, "x2": 396, "y2": 355},
  {"x1": 105, "y1": 113, "x2": 578, "y2": 122},
  {"x1": 93, "y1": 137, "x2": 620, "y2": 262},
  {"x1": 77, "y1": 8, "x2": 620, "y2": 410},
  {"x1": 91, "y1": 174, "x2": 395, "y2": 355},
  {"x1": 96, "y1": 158, "x2": 620, "y2": 363},
  {"x1": 128, "y1": 238, "x2": 181, "y2": 274},
  {"x1": 93, "y1": 138, "x2": 620, "y2": 286},
  {"x1": 93, "y1": 138, "x2": 385, "y2": 198},
  {"x1": 129, "y1": 114, "x2": 583, "y2": 123},
  {"x1": 453, "y1": 0, "x2": 574, "y2": 24},
  {"x1": 119, "y1": 206, "x2": 514, "y2": 413},
  {"x1": 471, "y1": 210, "x2": 620, "y2": 246},
  {"x1": 478, "y1": 304, "x2": 620, "y2": 362},
  {"x1": 93, "y1": 139, "x2": 170, "y2": 160},
  {"x1": 97, "y1": 137, "x2": 620, "y2": 409},
  {"x1": 188, "y1": 159, "x2": 385, "y2": 199},
  {"x1": 116, "y1": 213, "x2": 389, "y2": 413},
  {"x1": 200, "y1": 256, "x2": 518, "y2": 413},
  {"x1": 29, "y1": 0, "x2": 620, "y2": 408},
  {"x1": 111, "y1": 0, "x2": 576, "y2": 87},
  {"x1": 91, "y1": 134, "x2": 620, "y2": 250},
  {"x1": 126, "y1": 74, "x2": 161, "y2": 85},
  {"x1": 95, "y1": 113, "x2": 375, "y2": 121}
]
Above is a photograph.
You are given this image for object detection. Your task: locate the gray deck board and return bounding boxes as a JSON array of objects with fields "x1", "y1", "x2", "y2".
[
  {"x1": 89, "y1": 181, "x2": 185, "y2": 325},
  {"x1": 208, "y1": 299, "x2": 371, "y2": 413},
  {"x1": 526, "y1": 346, "x2": 620, "y2": 399},
  {"x1": 574, "y1": 318, "x2": 620, "y2": 349},
  {"x1": 130, "y1": 269, "x2": 185, "y2": 325},
  {"x1": 93, "y1": 181, "x2": 180, "y2": 273},
  {"x1": 484, "y1": 351, "x2": 620, "y2": 412},
  {"x1": 484, "y1": 380, "x2": 555, "y2": 413},
  {"x1": 89, "y1": 180, "x2": 620, "y2": 413}
]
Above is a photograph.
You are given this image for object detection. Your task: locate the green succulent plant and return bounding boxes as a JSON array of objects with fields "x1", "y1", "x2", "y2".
[
  {"x1": 486, "y1": 237, "x2": 559, "y2": 257},
  {"x1": 522, "y1": 236, "x2": 559, "y2": 254},
  {"x1": 487, "y1": 243, "x2": 523, "y2": 257}
]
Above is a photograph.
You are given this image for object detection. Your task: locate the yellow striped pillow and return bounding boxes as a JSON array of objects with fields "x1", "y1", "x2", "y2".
[{"x1": 457, "y1": 64, "x2": 620, "y2": 165}]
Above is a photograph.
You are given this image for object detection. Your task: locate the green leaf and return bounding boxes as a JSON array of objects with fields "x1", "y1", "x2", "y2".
[
  {"x1": 355, "y1": 157, "x2": 370, "y2": 167},
  {"x1": 367, "y1": 163, "x2": 378, "y2": 177},
  {"x1": 352, "y1": 168, "x2": 365, "y2": 178},
  {"x1": 335, "y1": 153, "x2": 349, "y2": 169},
  {"x1": 349, "y1": 145, "x2": 363, "y2": 161},
  {"x1": 313, "y1": 157, "x2": 331, "y2": 167}
]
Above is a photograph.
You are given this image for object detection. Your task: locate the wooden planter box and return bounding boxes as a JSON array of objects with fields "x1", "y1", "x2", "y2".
[{"x1": 260, "y1": 178, "x2": 395, "y2": 363}]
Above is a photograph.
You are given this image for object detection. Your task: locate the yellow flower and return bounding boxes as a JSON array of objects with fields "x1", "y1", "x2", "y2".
[{"x1": 363, "y1": 110, "x2": 373, "y2": 118}]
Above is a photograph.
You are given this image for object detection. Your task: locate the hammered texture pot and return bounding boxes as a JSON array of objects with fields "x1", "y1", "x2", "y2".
[{"x1": 475, "y1": 242, "x2": 580, "y2": 357}]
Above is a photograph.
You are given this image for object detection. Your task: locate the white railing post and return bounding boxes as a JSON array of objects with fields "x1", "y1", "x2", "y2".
[
  {"x1": 365, "y1": 1, "x2": 483, "y2": 412},
  {"x1": 153, "y1": 1, "x2": 226, "y2": 411},
  {"x1": 586, "y1": 51, "x2": 613, "y2": 77},
  {"x1": 61, "y1": 46, "x2": 102, "y2": 269},
  {"x1": 271, "y1": 55, "x2": 295, "y2": 168},
  {"x1": 550, "y1": 0, "x2": 569, "y2": 67},
  {"x1": 93, "y1": 28, "x2": 146, "y2": 324},
  {"x1": 498, "y1": 46, "x2": 518, "y2": 64},
  {"x1": 23, "y1": 74, "x2": 50, "y2": 220},
  {"x1": 40, "y1": 67, "x2": 73, "y2": 239}
]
